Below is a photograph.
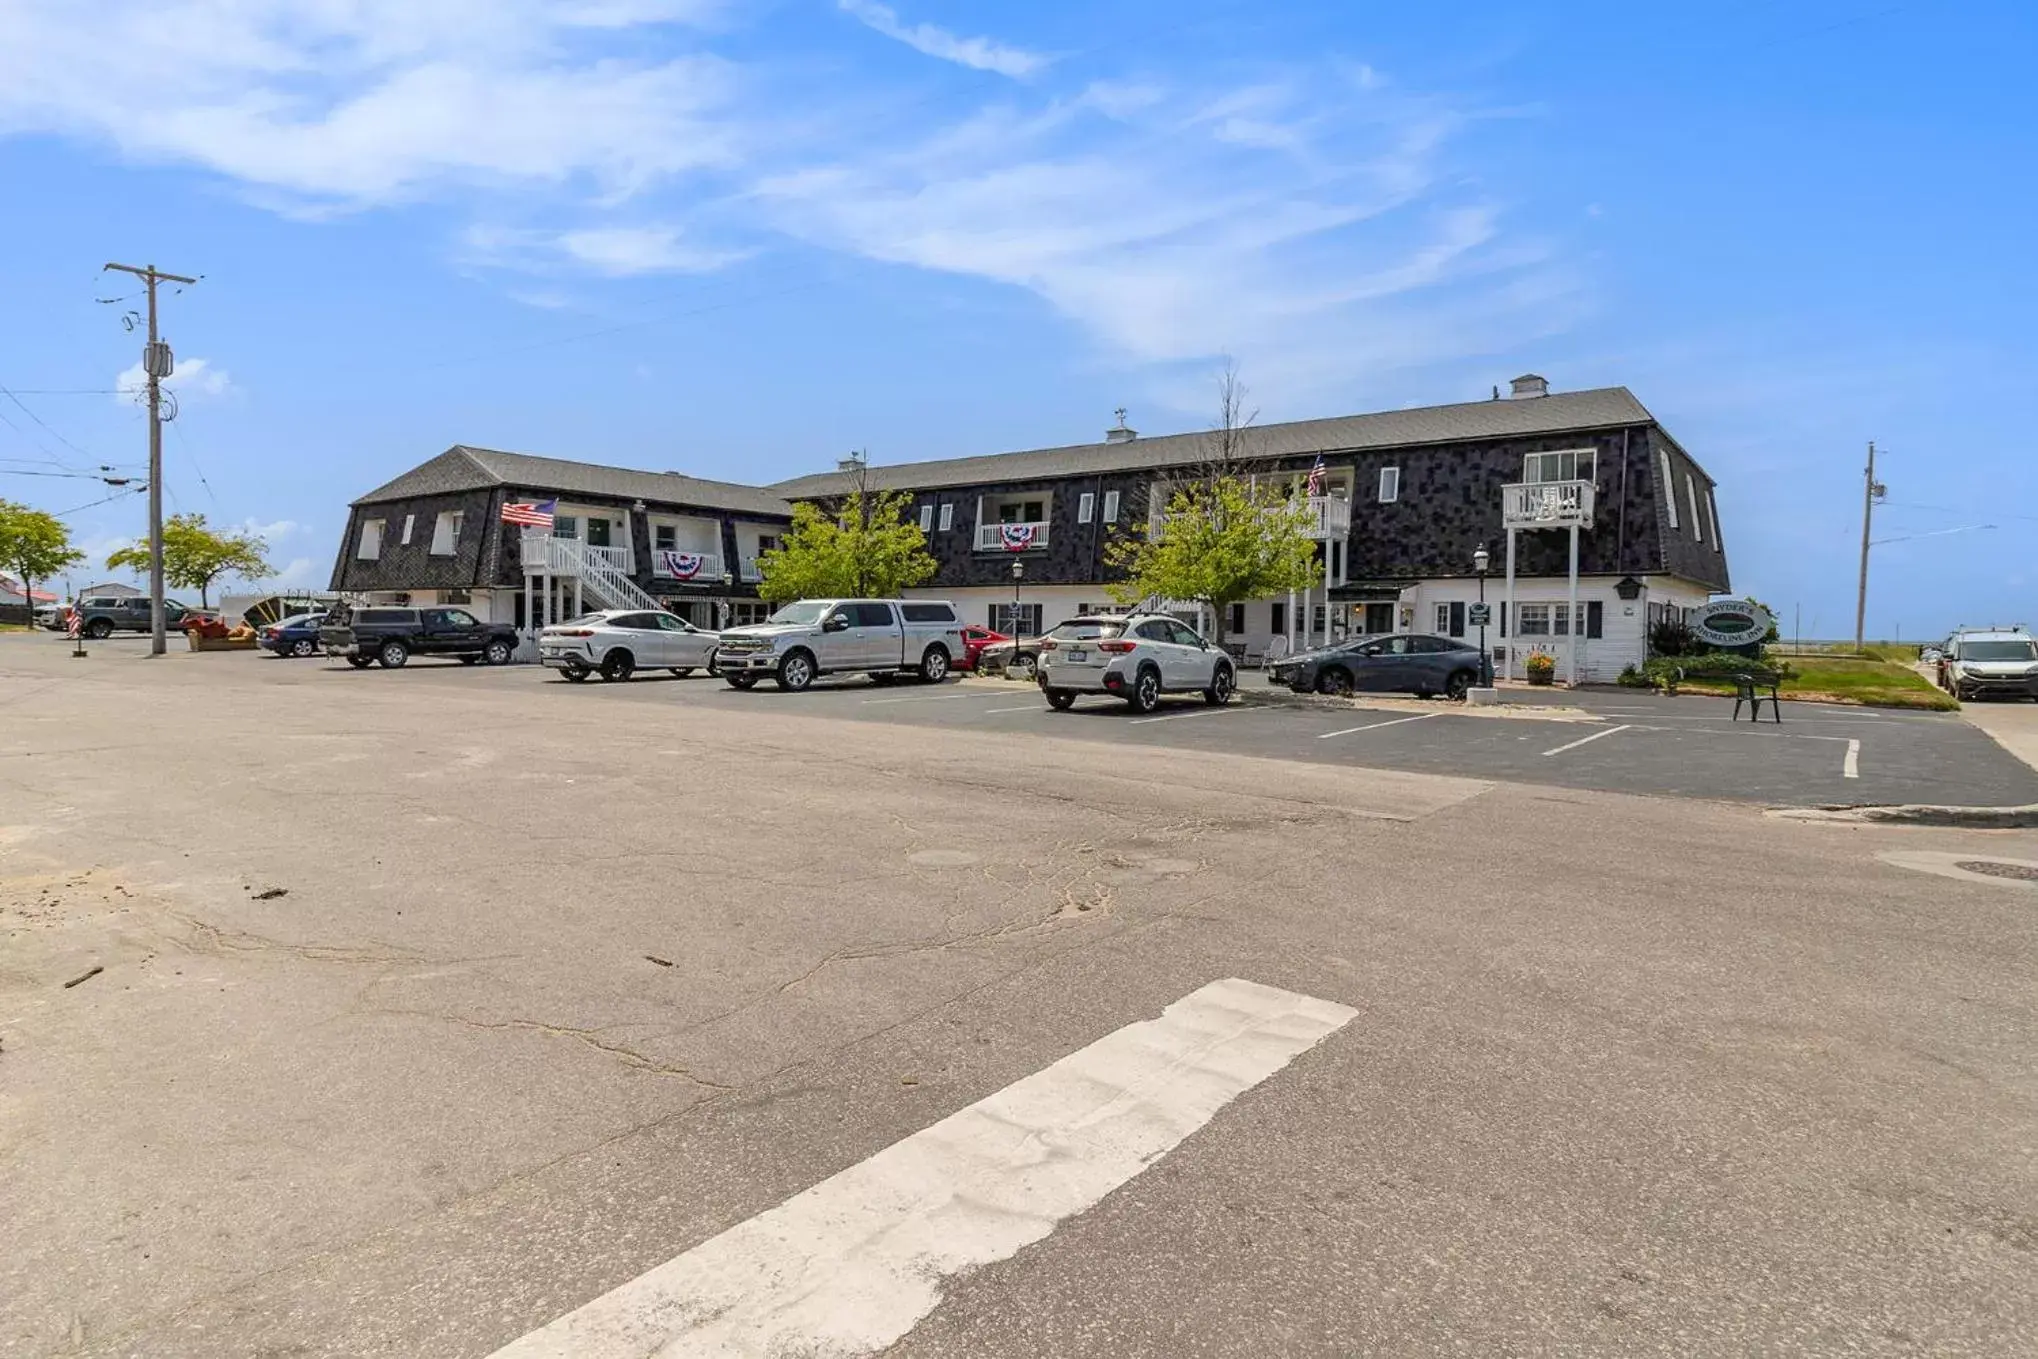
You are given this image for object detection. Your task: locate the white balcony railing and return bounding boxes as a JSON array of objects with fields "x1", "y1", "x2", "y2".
[
  {"x1": 976, "y1": 521, "x2": 1051, "y2": 552},
  {"x1": 650, "y1": 549, "x2": 724, "y2": 582},
  {"x1": 739, "y1": 557, "x2": 764, "y2": 583},
  {"x1": 519, "y1": 534, "x2": 634, "y2": 576},
  {"x1": 1150, "y1": 495, "x2": 1350, "y2": 542},
  {"x1": 1502, "y1": 480, "x2": 1596, "y2": 529}
]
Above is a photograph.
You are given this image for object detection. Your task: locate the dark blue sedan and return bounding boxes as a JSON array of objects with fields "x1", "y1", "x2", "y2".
[
  {"x1": 260, "y1": 612, "x2": 328, "y2": 658},
  {"x1": 1269, "y1": 633, "x2": 1488, "y2": 699}
]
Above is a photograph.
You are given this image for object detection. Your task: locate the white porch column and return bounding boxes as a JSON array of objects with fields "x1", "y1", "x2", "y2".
[
  {"x1": 573, "y1": 577, "x2": 583, "y2": 619},
  {"x1": 1287, "y1": 587, "x2": 1296, "y2": 651},
  {"x1": 1322, "y1": 543, "x2": 1333, "y2": 644},
  {"x1": 1566, "y1": 523, "x2": 1581, "y2": 686},
  {"x1": 1503, "y1": 529, "x2": 1518, "y2": 681}
]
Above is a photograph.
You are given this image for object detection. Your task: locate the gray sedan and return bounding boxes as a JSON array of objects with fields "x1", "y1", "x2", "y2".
[{"x1": 1269, "y1": 633, "x2": 1487, "y2": 699}]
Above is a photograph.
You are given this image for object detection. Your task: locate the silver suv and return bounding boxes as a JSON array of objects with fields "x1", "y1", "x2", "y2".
[
  {"x1": 1036, "y1": 613, "x2": 1236, "y2": 714},
  {"x1": 1941, "y1": 628, "x2": 2038, "y2": 701},
  {"x1": 716, "y1": 599, "x2": 964, "y2": 691}
]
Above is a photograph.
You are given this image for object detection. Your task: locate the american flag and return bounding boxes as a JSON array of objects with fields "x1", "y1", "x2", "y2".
[
  {"x1": 501, "y1": 498, "x2": 556, "y2": 528},
  {"x1": 1303, "y1": 455, "x2": 1325, "y2": 497}
]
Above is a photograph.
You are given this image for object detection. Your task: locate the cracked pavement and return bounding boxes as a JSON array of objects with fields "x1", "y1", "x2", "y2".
[{"x1": 3, "y1": 636, "x2": 2036, "y2": 1357}]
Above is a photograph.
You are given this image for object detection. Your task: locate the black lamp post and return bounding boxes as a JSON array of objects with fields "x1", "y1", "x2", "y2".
[
  {"x1": 1473, "y1": 542, "x2": 1492, "y2": 686},
  {"x1": 1009, "y1": 557, "x2": 1024, "y2": 635},
  {"x1": 718, "y1": 570, "x2": 733, "y2": 629}
]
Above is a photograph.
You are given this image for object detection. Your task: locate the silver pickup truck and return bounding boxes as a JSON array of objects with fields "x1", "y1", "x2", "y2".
[{"x1": 717, "y1": 598, "x2": 965, "y2": 691}]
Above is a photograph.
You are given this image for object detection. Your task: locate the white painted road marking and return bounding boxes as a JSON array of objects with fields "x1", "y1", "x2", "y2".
[
  {"x1": 1542, "y1": 724, "x2": 1632, "y2": 757},
  {"x1": 1128, "y1": 705, "x2": 1243, "y2": 725},
  {"x1": 1317, "y1": 712, "x2": 1439, "y2": 740},
  {"x1": 861, "y1": 690, "x2": 1004, "y2": 706},
  {"x1": 981, "y1": 704, "x2": 1049, "y2": 714},
  {"x1": 1844, "y1": 738, "x2": 1861, "y2": 779},
  {"x1": 488, "y1": 979, "x2": 1355, "y2": 1359}
]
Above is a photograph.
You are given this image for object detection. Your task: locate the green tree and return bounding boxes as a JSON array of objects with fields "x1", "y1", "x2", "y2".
[
  {"x1": 757, "y1": 465, "x2": 936, "y2": 602},
  {"x1": 1104, "y1": 477, "x2": 1319, "y2": 645},
  {"x1": 105, "y1": 512, "x2": 273, "y2": 608},
  {"x1": 1101, "y1": 365, "x2": 1320, "y2": 646},
  {"x1": 0, "y1": 499, "x2": 84, "y2": 627}
]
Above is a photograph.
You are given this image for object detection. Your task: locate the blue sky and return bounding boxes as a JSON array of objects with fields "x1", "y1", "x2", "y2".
[{"x1": 0, "y1": 0, "x2": 2029, "y2": 637}]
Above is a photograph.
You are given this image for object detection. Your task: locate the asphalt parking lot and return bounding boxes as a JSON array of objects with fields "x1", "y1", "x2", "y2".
[
  {"x1": 436, "y1": 660, "x2": 2038, "y2": 810},
  {"x1": 9, "y1": 635, "x2": 2038, "y2": 1357}
]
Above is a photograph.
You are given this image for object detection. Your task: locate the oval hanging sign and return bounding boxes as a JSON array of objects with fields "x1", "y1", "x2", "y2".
[{"x1": 1690, "y1": 599, "x2": 1774, "y2": 648}]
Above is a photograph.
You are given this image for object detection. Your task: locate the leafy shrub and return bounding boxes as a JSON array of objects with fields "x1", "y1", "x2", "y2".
[
  {"x1": 1649, "y1": 618, "x2": 1698, "y2": 657},
  {"x1": 1617, "y1": 663, "x2": 1652, "y2": 688}
]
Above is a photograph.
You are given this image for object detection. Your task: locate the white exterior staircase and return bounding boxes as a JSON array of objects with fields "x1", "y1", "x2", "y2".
[{"x1": 521, "y1": 530, "x2": 662, "y2": 612}]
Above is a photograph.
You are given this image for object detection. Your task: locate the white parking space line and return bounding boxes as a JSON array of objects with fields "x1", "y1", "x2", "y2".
[
  {"x1": 1542, "y1": 724, "x2": 1632, "y2": 757},
  {"x1": 1317, "y1": 712, "x2": 1439, "y2": 740},
  {"x1": 1845, "y1": 738, "x2": 1861, "y2": 779},
  {"x1": 861, "y1": 690, "x2": 1005, "y2": 706},
  {"x1": 1128, "y1": 705, "x2": 1243, "y2": 725},
  {"x1": 981, "y1": 704, "x2": 1048, "y2": 714},
  {"x1": 488, "y1": 978, "x2": 1356, "y2": 1359}
]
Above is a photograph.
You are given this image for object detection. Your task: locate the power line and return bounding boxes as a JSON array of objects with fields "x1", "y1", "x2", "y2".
[
  {"x1": 50, "y1": 486, "x2": 146, "y2": 518},
  {"x1": 168, "y1": 420, "x2": 218, "y2": 504},
  {"x1": 0, "y1": 383, "x2": 101, "y2": 463}
]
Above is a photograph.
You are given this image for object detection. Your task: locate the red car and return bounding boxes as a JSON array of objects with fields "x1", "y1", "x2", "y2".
[{"x1": 957, "y1": 625, "x2": 1009, "y2": 671}]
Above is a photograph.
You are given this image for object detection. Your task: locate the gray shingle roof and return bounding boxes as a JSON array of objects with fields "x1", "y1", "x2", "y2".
[
  {"x1": 352, "y1": 445, "x2": 794, "y2": 518},
  {"x1": 768, "y1": 387, "x2": 1657, "y2": 497}
]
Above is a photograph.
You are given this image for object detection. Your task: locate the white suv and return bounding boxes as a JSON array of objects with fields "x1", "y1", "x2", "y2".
[{"x1": 1037, "y1": 613, "x2": 1236, "y2": 714}]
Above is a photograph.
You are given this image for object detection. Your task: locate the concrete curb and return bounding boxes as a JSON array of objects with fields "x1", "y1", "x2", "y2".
[{"x1": 1768, "y1": 803, "x2": 2038, "y2": 829}]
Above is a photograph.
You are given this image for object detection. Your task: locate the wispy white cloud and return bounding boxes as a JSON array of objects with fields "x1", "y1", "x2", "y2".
[
  {"x1": 755, "y1": 75, "x2": 1568, "y2": 411},
  {"x1": 0, "y1": 0, "x2": 738, "y2": 208},
  {"x1": 461, "y1": 222, "x2": 745, "y2": 276},
  {"x1": 4, "y1": 2, "x2": 1569, "y2": 414},
  {"x1": 242, "y1": 517, "x2": 299, "y2": 541},
  {"x1": 837, "y1": 0, "x2": 1047, "y2": 79},
  {"x1": 115, "y1": 355, "x2": 233, "y2": 403},
  {"x1": 276, "y1": 556, "x2": 315, "y2": 582}
]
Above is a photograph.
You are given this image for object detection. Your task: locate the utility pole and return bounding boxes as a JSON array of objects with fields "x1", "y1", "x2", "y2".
[
  {"x1": 102, "y1": 261, "x2": 198, "y2": 656},
  {"x1": 1853, "y1": 440, "x2": 1884, "y2": 655}
]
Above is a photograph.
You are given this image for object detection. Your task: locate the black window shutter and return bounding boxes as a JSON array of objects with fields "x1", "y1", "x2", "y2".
[
  {"x1": 1499, "y1": 602, "x2": 1508, "y2": 637},
  {"x1": 1586, "y1": 600, "x2": 1604, "y2": 639},
  {"x1": 1449, "y1": 601, "x2": 1466, "y2": 637}
]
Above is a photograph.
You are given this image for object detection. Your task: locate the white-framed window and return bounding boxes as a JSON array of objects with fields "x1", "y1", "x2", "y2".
[
  {"x1": 400, "y1": 514, "x2": 415, "y2": 545},
  {"x1": 1101, "y1": 490, "x2": 1120, "y2": 523},
  {"x1": 1378, "y1": 467, "x2": 1400, "y2": 503},
  {"x1": 654, "y1": 523, "x2": 676, "y2": 552},
  {"x1": 1707, "y1": 490, "x2": 1722, "y2": 552},
  {"x1": 1686, "y1": 474, "x2": 1703, "y2": 543},
  {"x1": 1523, "y1": 449, "x2": 1596, "y2": 484},
  {"x1": 1078, "y1": 492, "x2": 1095, "y2": 524},
  {"x1": 1518, "y1": 603, "x2": 1588, "y2": 636},
  {"x1": 1660, "y1": 451, "x2": 1679, "y2": 529},
  {"x1": 430, "y1": 510, "x2": 462, "y2": 555},
  {"x1": 991, "y1": 603, "x2": 1043, "y2": 636},
  {"x1": 937, "y1": 503, "x2": 954, "y2": 532},
  {"x1": 1435, "y1": 603, "x2": 1451, "y2": 633},
  {"x1": 357, "y1": 519, "x2": 384, "y2": 560},
  {"x1": 919, "y1": 504, "x2": 934, "y2": 533}
]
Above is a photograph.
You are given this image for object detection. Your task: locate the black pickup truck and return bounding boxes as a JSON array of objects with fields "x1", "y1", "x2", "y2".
[{"x1": 320, "y1": 604, "x2": 518, "y2": 669}]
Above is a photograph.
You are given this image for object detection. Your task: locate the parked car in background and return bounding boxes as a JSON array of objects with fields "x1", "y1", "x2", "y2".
[
  {"x1": 540, "y1": 609, "x2": 721, "y2": 682},
  {"x1": 1269, "y1": 633, "x2": 1486, "y2": 699},
  {"x1": 36, "y1": 602, "x2": 67, "y2": 631},
  {"x1": 73, "y1": 595, "x2": 194, "y2": 638},
  {"x1": 259, "y1": 612, "x2": 328, "y2": 658},
  {"x1": 1939, "y1": 627, "x2": 2038, "y2": 701},
  {"x1": 320, "y1": 604, "x2": 518, "y2": 669},
  {"x1": 978, "y1": 633, "x2": 1045, "y2": 680},
  {"x1": 956, "y1": 625, "x2": 1008, "y2": 671},
  {"x1": 715, "y1": 599, "x2": 964, "y2": 691},
  {"x1": 1036, "y1": 613, "x2": 1235, "y2": 714}
]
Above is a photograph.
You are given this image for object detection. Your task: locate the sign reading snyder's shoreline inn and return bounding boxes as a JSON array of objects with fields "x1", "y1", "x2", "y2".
[{"x1": 1690, "y1": 599, "x2": 1774, "y2": 649}]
